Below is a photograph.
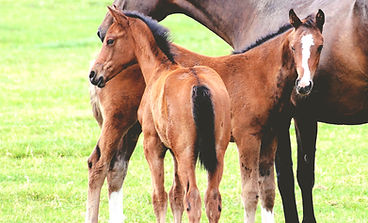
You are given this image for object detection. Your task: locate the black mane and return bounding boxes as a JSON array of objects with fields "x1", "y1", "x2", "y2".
[
  {"x1": 233, "y1": 15, "x2": 316, "y2": 54},
  {"x1": 233, "y1": 23, "x2": 292, "y2": 54},
  {"x1": 124, "y1": 11, "x2": 175, "y2": 63}
]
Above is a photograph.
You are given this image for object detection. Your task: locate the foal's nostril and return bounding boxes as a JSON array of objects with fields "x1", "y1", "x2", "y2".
[
  {"x1": 296, "y1": 81, "x2": 313, "y2": 95},
  {"x1": 97, "y1": 76, "x2": 106, "y2": 88},
  {"x1": 89, "y1": 70, "x2": 96, "y2": 79}
]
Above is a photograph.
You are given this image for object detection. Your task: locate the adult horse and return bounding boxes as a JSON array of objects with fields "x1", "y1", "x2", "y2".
[
  {"x1": 96, "y1": 1, "x2": 368, "y2": 222},
  {"x1": 88, "y1": 8, "x2": 325, "y2": 223}
]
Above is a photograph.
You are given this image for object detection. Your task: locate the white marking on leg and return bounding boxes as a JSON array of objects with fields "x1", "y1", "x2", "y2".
[
  {"x1": 261, "y1": 207, "x2": 274, "y2": 223},
  {"x1": 109, "y1": 188, "x2": 125, "y2": 223},
  {"x1": 299, "y1": 34, "x2": 314, "y2": 87}
]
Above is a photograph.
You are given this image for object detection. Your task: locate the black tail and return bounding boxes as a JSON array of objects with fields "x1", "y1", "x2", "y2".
[{"x1": 192, "y1": 85, "x2": 217, "y2": 173}]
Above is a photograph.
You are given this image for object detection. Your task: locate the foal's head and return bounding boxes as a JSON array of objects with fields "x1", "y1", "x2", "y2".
[
  {"x1": 288, "y1": 9, "x2": 325, "y2": 96},
  {"x1": 90, "y1": 7, "x2": 174, "y2": 88},
  {"x1": 89, "y1": 7, "x2": 139, "y2": 88}
]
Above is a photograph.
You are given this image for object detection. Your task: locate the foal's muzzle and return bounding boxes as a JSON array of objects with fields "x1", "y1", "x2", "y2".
[
  {"x1": 295, "y1": 79, "x2": 313, "y2": 96},
  {"x1": 89, "y1": 70, "x2": 106, "y2": 88}
]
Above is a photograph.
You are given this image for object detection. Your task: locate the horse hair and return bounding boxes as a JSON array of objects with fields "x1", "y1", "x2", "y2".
[
  {"x1": 233, "y1": 23, "x2": 292, "y2": 54},
  {"x1": 233, "y1": 15, "x2": 315, "y2": 54},
  {"x1": 192, "y1": 85, "x2": 217, "y2": 173},
  {"x1": 124, "y1": 11, "x2": 176, "y2": 63}
]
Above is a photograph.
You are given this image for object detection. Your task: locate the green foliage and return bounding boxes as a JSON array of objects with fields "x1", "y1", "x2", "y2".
[{"x1": 0, "y1": 0, "x2": 367, "y2": 222}]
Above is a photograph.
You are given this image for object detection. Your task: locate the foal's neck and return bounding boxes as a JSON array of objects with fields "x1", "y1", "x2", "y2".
[
  {"x1": 244, "y1": 30, "x2": 296, "y2": 93},
  {"x1": 130, "y1": 24, "x2": 177, "y2": 85}
]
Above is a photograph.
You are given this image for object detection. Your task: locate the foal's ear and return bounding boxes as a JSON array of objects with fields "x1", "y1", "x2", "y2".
[
  {"x1": 315, "y1": 9, "x2": 325, "y2": 32},
  {"x1": 107, "y1": 5, "x2": 128, "y2": 25},
  {"x1": 289, "y1": 9, "x2": 302, "y2": 29}
]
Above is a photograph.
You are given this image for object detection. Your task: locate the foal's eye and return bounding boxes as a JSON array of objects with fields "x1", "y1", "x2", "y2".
[
  {"x1": 291, "y1": 46, "x2": 295, "y2": 51},
  {"x1": 317, "y1": 45, "x2": 323, "y2": 52},
  {"x1": 107, "y1": 39, "x2": 114, "y2": 45}
]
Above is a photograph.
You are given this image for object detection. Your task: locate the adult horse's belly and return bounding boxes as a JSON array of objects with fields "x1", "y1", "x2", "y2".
[{"x1": 303, "y1": 68, "x2": 368, "y2": 125}]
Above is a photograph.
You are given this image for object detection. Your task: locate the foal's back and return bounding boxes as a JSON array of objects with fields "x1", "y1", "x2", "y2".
[{"x1": 149, "y1": 65, "x2": 230, "y2": 149}]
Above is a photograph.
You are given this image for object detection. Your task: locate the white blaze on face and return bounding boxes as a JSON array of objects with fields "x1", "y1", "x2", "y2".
[
  {"x1": 109, "y1": 188, "x2": 125, "y2": 223},
  {"x1": 299, "y1": 34, "x2": 315, "y2": 87}
]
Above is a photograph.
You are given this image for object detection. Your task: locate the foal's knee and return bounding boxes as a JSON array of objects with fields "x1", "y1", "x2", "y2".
[{"x1": 87, "y1": 145, "x2": 101, "y2": 170}]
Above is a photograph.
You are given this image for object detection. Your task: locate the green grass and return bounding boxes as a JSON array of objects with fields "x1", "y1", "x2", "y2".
[{"x1": 0, "y1": 0, "x2": 367, "y2": 222}]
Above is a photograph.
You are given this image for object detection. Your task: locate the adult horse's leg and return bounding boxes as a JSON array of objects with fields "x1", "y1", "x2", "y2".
[
  {"x1": 106, "y1": 122, "x2": 141, "y2": 222},
  {"x1": 294, "y1": 115, "x2": 317, "y2": 223},
  {"x1": 143, "y1": 132, "x2": 168, "y2": 223},
  {"x1": 168, "y1": 152, "x2": 184, "y2": 223},
  {"x1": 258, "y1": 133, "x2": 277, "y2": 223},
  {"x1": 275, "y1": 116, "x2": 299, "y2": 223}
]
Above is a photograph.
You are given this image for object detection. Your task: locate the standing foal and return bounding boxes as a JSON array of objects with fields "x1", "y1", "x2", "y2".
[{"x1": 88, "y1": 7, "x2": 231, "y2": 223}]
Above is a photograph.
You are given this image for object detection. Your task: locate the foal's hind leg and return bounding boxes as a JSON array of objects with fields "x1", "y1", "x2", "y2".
[
  {"x1": 143, "y1": 132, "x2": 168, "y2": 223},
  {"x1": 258, "y1": 133, "x2": 277, "y2": 223},
  {"x1": 234, "y1": 132, "x2": 261, "y2": 223},
  {"x1": 169, "y1": 152, "x2": 184, "y2": 223},
  {"x1": 107, "y1": 122, "x2": 141, "y2": 223},
  {"x1": 294, "y1": 115, "x2": 318, "y2": 223},
  {"x1": 176, "y1": 150, "x2": 202, "y2": 223},
  {"x1": 205, "y1": 148, "x2": 226, "y2": 223}
]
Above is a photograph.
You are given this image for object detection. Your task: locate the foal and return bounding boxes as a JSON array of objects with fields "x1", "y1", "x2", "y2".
[
  {"x1": 88, "y1": 9, "x2": 325, "y2": 223},
  {"x1": 88, "y1": 6, "x2": 231, "y2": 223}
]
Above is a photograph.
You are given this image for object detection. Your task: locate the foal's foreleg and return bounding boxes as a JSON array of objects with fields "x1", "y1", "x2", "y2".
[
  {"x1": 236, "y1": 134, "x2": 261, "y2": 223},
  {"x1": 143, "y1": 133, "x2": 168, "y2": 223},
  {"x1": 169, "y1": 152, "x2": 184, "y2": 223},
  {"x1": 86, "y1": 121, "x2": 133, "y2": 223},
  {"x1": 107, "y1": 122, "x2": 141, "y2": 223}
]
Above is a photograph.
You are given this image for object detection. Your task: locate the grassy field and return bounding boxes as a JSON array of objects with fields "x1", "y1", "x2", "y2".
[{"x1": 0, "y1": 0, "x2": 367, "y2": 222}]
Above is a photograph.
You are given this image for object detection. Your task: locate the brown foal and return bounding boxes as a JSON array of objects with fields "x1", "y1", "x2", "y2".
[
  {"x1": 88, "y1": 9, "x2": 325, "y2": 223},
  {"x1": 88, "y1": 7, "x2": 231, "y2": 223}
]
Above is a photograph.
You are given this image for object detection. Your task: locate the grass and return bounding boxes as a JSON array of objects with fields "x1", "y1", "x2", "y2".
[{"x1": 0, "y1": 0, "x2": 367, "y2": 222}]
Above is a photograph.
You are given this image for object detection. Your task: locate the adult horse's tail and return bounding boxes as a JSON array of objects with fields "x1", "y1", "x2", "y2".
[{"x1": 192, "y1": 84, "x2": 217, "y2": 173}]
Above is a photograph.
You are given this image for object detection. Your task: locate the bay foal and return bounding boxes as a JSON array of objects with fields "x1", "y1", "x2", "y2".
[
  {"x1": 88, "y1": 9, "x2": 325, "y2": 223},
  {"x1": 88, "y1": 6, "x2": 231, "y2": 223}
]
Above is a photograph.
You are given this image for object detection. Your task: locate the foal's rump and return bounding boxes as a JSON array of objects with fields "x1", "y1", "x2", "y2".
[{"x1": 163, "y1": 66, "x2": 231, "y2": 172}]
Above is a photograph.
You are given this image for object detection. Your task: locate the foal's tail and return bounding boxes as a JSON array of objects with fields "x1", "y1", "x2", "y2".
[{"x1": 192, "y1": 85, "x2": 217, "y2": 173}]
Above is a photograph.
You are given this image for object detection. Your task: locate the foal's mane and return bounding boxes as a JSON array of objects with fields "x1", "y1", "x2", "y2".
[
  {"x1": 233, "y1": 24, "x2": 292, "y2": 54},
  {"x1": 233, "y1": 15, "x2": 316, "y2": 54},
  {"x1": 124, "y1": 11, "x2": 175, "y2": 63}
]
